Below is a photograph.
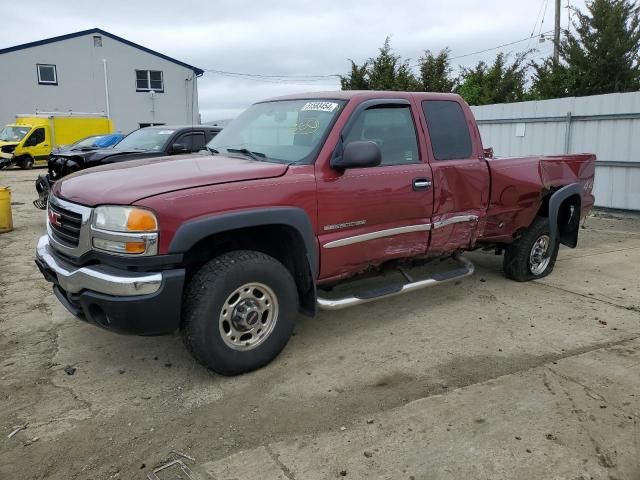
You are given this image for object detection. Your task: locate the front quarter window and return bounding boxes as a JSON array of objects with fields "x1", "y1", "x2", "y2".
[{"x1": 207, "y1": 99, "x2": 345, "y2": 164}]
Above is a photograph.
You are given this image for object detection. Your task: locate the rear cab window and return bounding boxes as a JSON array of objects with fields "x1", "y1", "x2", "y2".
[{"x1": 422, "y1": 100, "x2": 473, "y2": 160}]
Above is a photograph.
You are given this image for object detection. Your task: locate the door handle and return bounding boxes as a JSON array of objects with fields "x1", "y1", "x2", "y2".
[{"x1": 412, "y1": 177, "x2": 432, "y2": 191}]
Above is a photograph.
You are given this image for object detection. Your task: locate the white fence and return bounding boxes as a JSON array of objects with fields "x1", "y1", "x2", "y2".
[{"x1": 471, "y1": 92, "x2": 640, "y2": 211}]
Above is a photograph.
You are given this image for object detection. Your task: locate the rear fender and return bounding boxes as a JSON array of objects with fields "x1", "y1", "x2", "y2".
[{"x1": 548, "y1": 183, "x2": 582, "y2": 248}]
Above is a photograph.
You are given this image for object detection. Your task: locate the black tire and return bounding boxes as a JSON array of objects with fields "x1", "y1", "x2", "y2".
[
  {"x1": 503, "y1": 216, "x2": 559, "y2": 282},
  {"x1": 17, "y1": 156, "x2": 34, "y2": 170},
  {"x1": 182, "y1": 250, "x2": 298, "y2": 375}
]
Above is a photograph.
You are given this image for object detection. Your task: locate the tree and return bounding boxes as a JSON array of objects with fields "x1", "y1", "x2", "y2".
[
  {"x1": 456, "y1": 52, "x2": 529, "y2": 105},
  {"x1": 417, "y1": 48, "x2": 456, "y2": 92},
  {"x1": 341, "y1": 37, "x2": 419, "y2": 91},
  {"x1": 531, "y1": 0, "x2": 640, "y2": 98},
  {"x1": 529, "y1": 59, "x2": 573, "y2": 99},
  {"x1": 340, "y1": 60, "x2": 370, "y2": 90}
]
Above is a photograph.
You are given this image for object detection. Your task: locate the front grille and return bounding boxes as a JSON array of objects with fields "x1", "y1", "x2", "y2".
[{"x1": 49, "y1": 202, "x2": 82, "y2": 247}]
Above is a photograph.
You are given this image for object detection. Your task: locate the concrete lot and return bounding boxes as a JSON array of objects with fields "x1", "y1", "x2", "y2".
[{"x1": 1, "y1": 168, "x2": 639, "y2": 480}]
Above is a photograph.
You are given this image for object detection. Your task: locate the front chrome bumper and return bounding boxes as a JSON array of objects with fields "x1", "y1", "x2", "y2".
[{"x1": 36, "y1": 235, "x2": 162, "y2": 296}]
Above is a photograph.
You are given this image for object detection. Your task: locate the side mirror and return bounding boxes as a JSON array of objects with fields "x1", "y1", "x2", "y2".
[
  {"x1": 171, "y1": 143, "x2": 189, "y2": 154},
  {"x1": 331, "y1": 140, "x2": 382, "y2": 170}
]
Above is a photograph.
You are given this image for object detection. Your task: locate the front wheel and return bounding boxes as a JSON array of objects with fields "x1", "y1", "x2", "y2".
[
  {"x1": 182, "y1": 250, "x2": 298, "y2": 375},
  {"x1": 17, "y1": 156, "x2": 34, "y2": 170},
  {"x1": 503, "y1": 216, "x2": 559, "y2": 282}
]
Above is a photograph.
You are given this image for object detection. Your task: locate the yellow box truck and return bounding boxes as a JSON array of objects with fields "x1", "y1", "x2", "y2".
[{"x1": 0, "y1": 113, "x2": 114, "y2": 169}]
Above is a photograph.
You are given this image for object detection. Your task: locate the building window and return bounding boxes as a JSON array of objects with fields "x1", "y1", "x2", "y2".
[
  {"x1": 93, "y1": 35, "x2": 102, "y2": 47},
  {"x1": 37, "y1": 64, "x2": 57, "y2": 85},
  {"x1": 135, "y1": 70, "x2": 164, "y2": 92}
]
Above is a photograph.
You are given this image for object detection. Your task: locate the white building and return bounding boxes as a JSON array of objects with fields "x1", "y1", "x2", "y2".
[
  {"x1": 471, "y1": 91, "x2": 640, "y2": 212},
  {"x1": 0, "y1": 28, "x2": 202, "y2": 133}
]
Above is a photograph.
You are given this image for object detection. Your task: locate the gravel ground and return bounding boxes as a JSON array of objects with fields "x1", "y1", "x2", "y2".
[{"x1": 1, "y1": 168, "x2": 639, "y2": 480}]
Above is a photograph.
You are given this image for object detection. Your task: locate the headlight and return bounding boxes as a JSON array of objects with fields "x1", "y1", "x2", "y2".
[
  {"x1": 94, "y1": 206, "x2": 158, "y2": 232},
  {"x1": 91, "y1": 206, "x2": 158, "y2": 256}
]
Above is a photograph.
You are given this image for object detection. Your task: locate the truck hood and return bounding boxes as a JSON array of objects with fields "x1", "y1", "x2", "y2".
[
  {"x1": 50, "y1": 147, "x2": 158, "y2": 165},
  {"x1": 54, "y1": 154, "x2": 289, "y2": 206}
]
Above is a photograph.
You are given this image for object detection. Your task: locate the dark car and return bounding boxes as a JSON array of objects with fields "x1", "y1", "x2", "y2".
[{"x1": 34, "y1": 125, "x2": 221, "y2": 208}]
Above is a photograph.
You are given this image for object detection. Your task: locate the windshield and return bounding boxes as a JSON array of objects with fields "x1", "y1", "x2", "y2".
[
  {"x1": 0, "y1": 126, "x2": 30, "y2": 142},
  {"x1": 115, "y1": 128, "x2": 175, "y2": 151},
  {"x1": 207, "y1": 99, "x2": 345, "y2": 164}
]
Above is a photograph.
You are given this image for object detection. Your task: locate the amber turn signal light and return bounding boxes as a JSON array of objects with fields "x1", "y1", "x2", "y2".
[{"x1": 126, "y1": 209, "x2": 158, "y2": 232}]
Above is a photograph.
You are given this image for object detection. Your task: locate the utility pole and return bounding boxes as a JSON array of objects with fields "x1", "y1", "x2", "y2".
[{"x1": 554, "y1": 0, "x2": 561, "y2": 64}]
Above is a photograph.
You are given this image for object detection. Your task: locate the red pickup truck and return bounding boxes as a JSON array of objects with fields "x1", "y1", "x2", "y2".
[{"x1": 35, "y1": 91, "x2": 595, "y2": 375}]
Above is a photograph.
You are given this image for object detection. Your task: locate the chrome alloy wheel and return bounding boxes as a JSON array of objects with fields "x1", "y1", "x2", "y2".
[
  {"x1": 529, "y1": 234, "x2": 551, "y2": 275},
  {"x1": 219, "y1": 282, "x2": 279, "y2": 351}
]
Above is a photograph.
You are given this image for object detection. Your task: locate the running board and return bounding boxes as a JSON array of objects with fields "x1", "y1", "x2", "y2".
[{"x1": 316, "y1": 256, "x2": 474, "y2": 310}]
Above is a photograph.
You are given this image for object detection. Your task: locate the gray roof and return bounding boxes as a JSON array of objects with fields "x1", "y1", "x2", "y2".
[{"x1": 0, "y1": 28, "x2": 204, "y2": 75}]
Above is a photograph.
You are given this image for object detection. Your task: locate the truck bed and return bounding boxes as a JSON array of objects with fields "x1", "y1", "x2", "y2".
[{"x1": 479, "y1": 154, "x2": 596, "y2": 242}]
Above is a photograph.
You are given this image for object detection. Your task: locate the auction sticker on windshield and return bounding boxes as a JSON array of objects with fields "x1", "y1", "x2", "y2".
[
  {"x1": 301, "y1": 102, "x2": 340, "y2": 112},
  {"x1": 158, "y1": 130, "x2": 175, "y2": 135}
]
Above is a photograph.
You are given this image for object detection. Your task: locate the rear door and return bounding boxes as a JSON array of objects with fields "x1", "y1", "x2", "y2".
[
  {"x1": 418, "y1": 99, "x2": 490, "y2": 255},
  {"x1": 316, "y1": 99, "x2": 434, "y2": 281}
]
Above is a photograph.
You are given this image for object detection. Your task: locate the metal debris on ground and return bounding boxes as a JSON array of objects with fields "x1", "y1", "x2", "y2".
[
  {"x1": 23, "y1": 436, "x2": 39, "y2": 446},
  {"x1": 146, "y1": 459, "x2": 195, "y2": 480},
  {"x1": 8, "y1": 425, "x2": 26, "y2": 438},
  {"x1": 170, "y1": 450, "x2": 196, "y2": 462},
  {"x1": 146, "y1": 451, "x2": 197, "y2": 480},
  {"x1": 64, "y1": 366, "x2": 76, "y2": 375}
]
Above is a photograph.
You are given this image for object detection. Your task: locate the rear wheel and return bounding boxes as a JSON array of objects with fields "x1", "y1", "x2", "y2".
[
  {"x1": 503, "y1": 216, "x2": 559, "y2": 282},
  {"x1": 182, "y1": 250, "x2": 298, "y2": 375}
]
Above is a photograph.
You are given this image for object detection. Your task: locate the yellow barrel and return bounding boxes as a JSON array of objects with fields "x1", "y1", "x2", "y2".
[{"x1": 0, "y1": 187, "x2": 13, "y2": 233}]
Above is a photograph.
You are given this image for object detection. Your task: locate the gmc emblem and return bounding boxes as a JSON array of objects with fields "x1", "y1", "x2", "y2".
[{"x1": 48, "y1": 210, "x2": 62, "y2": 227}]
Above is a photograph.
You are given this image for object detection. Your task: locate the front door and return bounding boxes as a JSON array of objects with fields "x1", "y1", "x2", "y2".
[
  {"x1": 316, "y1": 100, "x2": 434, "y2": 281},
  {"x1": 23, "y1": 127, "x2": 50, "y2": 163}
]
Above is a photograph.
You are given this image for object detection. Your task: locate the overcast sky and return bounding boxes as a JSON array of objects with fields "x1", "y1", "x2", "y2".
[{"x1": 2, "y1": 0, "x2": 586, "y2": 121}]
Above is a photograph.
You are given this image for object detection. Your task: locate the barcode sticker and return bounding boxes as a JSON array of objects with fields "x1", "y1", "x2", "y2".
[{"x1": 301, "y1": 102, "x2": 339, "y2": 112}]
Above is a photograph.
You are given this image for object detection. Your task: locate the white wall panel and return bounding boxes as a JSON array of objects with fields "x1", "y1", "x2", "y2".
[{"x1": 472, "y1": 92, "x2": 640, "y2": 211}]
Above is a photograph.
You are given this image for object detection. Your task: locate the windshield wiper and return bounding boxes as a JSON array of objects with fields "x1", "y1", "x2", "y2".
[
  {"x1": 206, "y1": 146, "x2": 219, "y2": 155},
  {"x1": 226, "y1": 148, "x2": 267, "y2": 161}
]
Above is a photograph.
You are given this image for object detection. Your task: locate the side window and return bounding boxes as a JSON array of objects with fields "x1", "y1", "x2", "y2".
[
  {"x1": 344, "y1": 106, "x2": 419, "y2": 166},
  {"x1": 24, "y1": 128, "x2": 45, "y2": 147},
  {"x1": 422, "y1": 100, "x2": 472, "y2": 160},
  {"x1": 176, "y1": 132, "x2": 206, "y2": 152}
]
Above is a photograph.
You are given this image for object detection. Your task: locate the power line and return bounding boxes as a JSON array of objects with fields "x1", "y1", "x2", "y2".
[
  {"x1": 448, "y1": 30, "x2": 554, "y2": 61},
  {"x1": 202, "y1": 69, "x2": 341, "y2": 85},
  {"x1": 531, "y1": 0, "x2": 548, "y2": 37},
  {"x1": 527, "y1": 0, "x2": 548, "y2": 51},
  {"x1": 202, "y1": 29, "x2": 557, "y2": 83},
  {"x1": 539, "y1": 0, "x2": 550, "y2": 35}
]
